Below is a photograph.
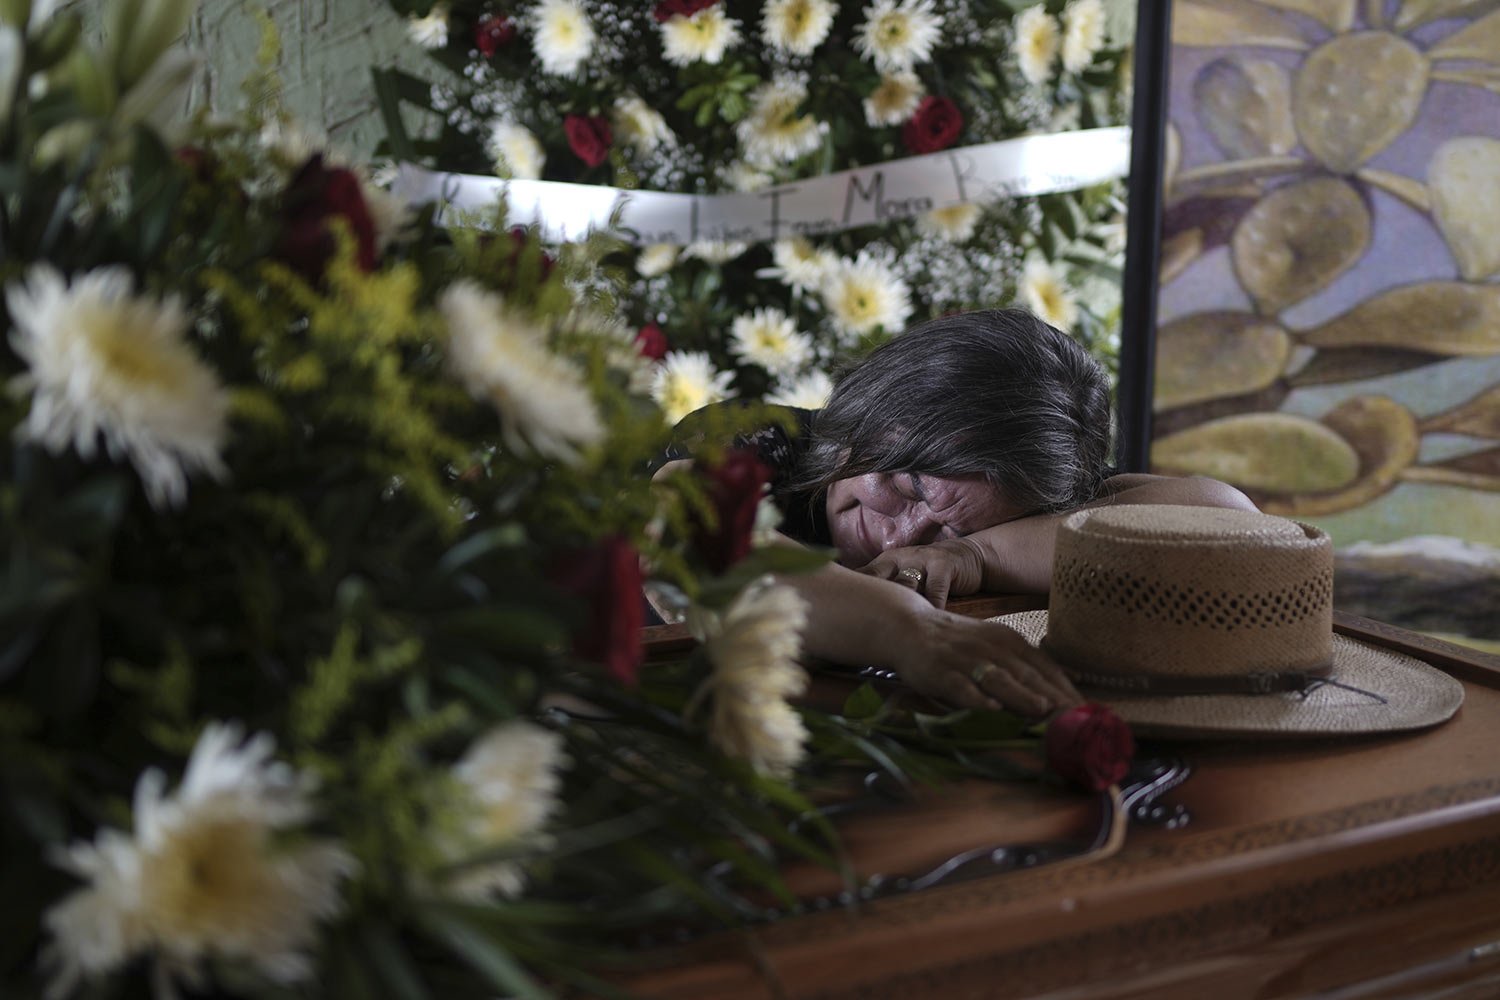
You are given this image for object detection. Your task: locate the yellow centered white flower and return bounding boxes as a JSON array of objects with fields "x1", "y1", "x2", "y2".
[
  {"x1": 721, "y1": 159, "x2": 773, "y2": 192},
  {"x1": 42, "y1": 723, "x2": 354, "y2": 999},
  {"x1": 1021, "y1": 257, "x2": 1079, "y2": 331},
  {"x1": 1061, "y1": 0, "x2": 1106, "y2": 73},
  {"x1": 701, "y1": 581, "x2": 810, "y2": 778},
  {"x1": 760, "y1": 0, "x2": 836, "y2": 56},
  {"x1": 5, "y1": 265, "x2": 229, "y2": 509},
  {"x1": 1014, "y1": 5, "x2": 1060, "y2": 87},
  {"x1": 530, "y1": 0, "x2": 595, "y2": 77},
  {"x1": 919, "y1": 202, "x2": 982, "y2": 242},
  {"x1": 440, "y1": 281, "x2": 604, "y2": 464},
  {"x1": 660, "y1": 5, "x2": 741, "y2": 66},
  {"x1": 737, "y1": 76, "x2": 824, "y2": 166},
  {"x1": 683, "y1": 238, "x2": 749, "y2": 263},
  {"x1": 612, "y1": 94, "x2": 674, "y2": 155},
  {"x1": 485, "y1": 120, "x2": 545, "y2": 179},
  {"x1": 651, "y1": 350, "x2": 735, "y2": 424},
  {"x1": 443, "y1": 721, "x2": 569, "y2": 899},
  {"x1": 729, "y1": 307, "x2": 813, "y2": 376},
  {"x1": 822, "y1": 252, "x2": 913, "y2": 342},
  {"x1": 636, "y1": 243, "x2": 681, "y2": 277},
  {"x1": 761, "y1": 236, "x2": 838, "y2": 292},
  {"x1": 854, "y1": 0, "x2": 942, "y2": 72},
  {"x1": 863, "y1": 70, "x2": 924, "y2": 126},
  {"x1": 406, "y1": 3, "x2": 449, "y2": 49},
  {"x1": 766, "y1": 368, "x2": 834, "y2": 409}
]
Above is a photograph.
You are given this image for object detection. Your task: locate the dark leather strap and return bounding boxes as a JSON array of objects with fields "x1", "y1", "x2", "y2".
[{"x1": 1064, "y1": 663, "x2": 1335, "y2": 697}]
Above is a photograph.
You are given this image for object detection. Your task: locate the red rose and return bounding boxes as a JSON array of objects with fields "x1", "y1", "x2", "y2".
[
  {"x1": 505, "y1": 226, "x2": 555, "y2": 284},
  {"x1": 652, "y1": 0, "x2": 716, "y2": 22},
  {"x1": 634, "y1": 322, "x2": 668, "y2": 361},
  {"x1": 692, "y1": 448, "x2": 773, "y2": 575},
  {"x1": 902, "y1": 96, "x2": 964, "y2": 155},
  {"x1": 564, "y1": 114, "x2": 613, "y2": 168},
  {"x1": 1044, "y1": 703, "x2": 1135, "y2": 792},
  {"x1": 276, "y1": 155, "x2": 378, "y2": 281},
  {"x1": 474, "y1": 13, "x2": 516, "y2": 55},
  {"x1": 551, "y1": 536, "x2": 645, "y2": 685}
]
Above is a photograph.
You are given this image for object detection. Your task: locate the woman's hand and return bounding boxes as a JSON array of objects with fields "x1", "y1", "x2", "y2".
[
  {"x1": 892, "y1": 610, "x2": 1083, "y2": 716},
  {"x1": 856, "y1": 537, "x2": 987, "y2": 609}
]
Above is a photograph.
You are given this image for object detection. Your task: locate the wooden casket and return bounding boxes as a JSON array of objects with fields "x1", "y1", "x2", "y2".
[{"x1": 630, "y1": 598, "x2": 1500, "y2": 999}]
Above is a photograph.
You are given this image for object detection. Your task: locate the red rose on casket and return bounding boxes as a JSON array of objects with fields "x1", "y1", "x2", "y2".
[
  {"x1": 276, "y1": 155, "x2": 378, "y2": 280},
  {"x1": 634, "y1": 322, "x2": 668, "y2": 361},
  {"x1": 1045, "y1": 703, "x2": 1135, "y2": 791},
  {"x1": 902, "y1": 96, "x2": 964, "y2": 155},
  {"x1": 551, "y1": 535, "x2": 645, "y2": 685},
  {"x1": 692, "y1": 448, "x2": 773, "y2": 575},
  {"x1": 564, "y1": 114, "x2": 613, "y2": 168},
  {"x1": 474, "y1": 13, "x2": 516, "y2": 56}
]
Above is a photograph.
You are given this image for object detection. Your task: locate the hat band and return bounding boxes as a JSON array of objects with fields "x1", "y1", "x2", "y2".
[{"x1": 1065, "y1": 662, "x2": 1334, "y2": 697}]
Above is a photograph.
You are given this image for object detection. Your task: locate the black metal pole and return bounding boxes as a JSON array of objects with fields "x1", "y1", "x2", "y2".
[{"x1": 1116, "y1": 0, "x2": 1174, "y2": 473}]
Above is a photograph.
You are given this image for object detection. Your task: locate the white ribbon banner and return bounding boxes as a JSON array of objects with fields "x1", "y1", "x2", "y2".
[{"x1": 395, "y1": 126, "x2": 1131, "y2": 246}]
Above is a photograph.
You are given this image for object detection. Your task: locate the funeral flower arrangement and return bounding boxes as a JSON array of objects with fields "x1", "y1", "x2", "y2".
[
  {"x1": 0, "y1": 2, "x2": 1132, "y2": 997},
  {"x1": 382, "y1": 0, "x2": 1133, "y2": 418}
]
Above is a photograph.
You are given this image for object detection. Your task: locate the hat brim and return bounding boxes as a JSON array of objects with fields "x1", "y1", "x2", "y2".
[{"x1": 995, "y1": 611, "x2": 1465, "y2": 740}]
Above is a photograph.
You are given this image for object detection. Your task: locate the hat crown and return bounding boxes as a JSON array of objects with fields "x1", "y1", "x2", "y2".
[{"x1": 1045, "y1": 505, "x2": 1334, "y2": 678}]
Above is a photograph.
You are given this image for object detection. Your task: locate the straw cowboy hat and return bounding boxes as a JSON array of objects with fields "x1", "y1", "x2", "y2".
[{"x1": 996, "y1": 505, "x2": 1464, "y2": 739}]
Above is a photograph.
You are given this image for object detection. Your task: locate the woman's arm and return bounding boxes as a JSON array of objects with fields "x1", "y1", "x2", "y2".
[
  {"x1": 860, "y1": 475, "x2": 1258, "y2": 603},
  {"x1": 652, "y1": 459, "x2": 1080, "y2": 714}
]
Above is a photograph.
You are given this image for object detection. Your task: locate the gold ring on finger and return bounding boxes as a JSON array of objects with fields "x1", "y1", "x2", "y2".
[{"x1": 971, "y1": 663, "x2": 998, "y2": 685}]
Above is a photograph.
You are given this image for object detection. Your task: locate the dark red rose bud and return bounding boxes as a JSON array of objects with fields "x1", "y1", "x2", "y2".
[
  {"x1": 652, "y1": 0, "x2": 716, "y2": 22},
  {"x1": 692, "y1": 448, "x2": 773, "y2": 575},
  {"x1": 1045, "y1": 703, "x2": 1135, "y2": 792},
  {"x1": 276, "y1": 155, "x2": 379, "y2": 281},
  {"x1": 551, "y1": 536, "x2": 645, "y2": 685},
  {"x1": 564, "y1": 114, "x2": 613, "y2": 168},
  {"x1": 507, "y1": 226, "x2": 555, "y2": 282},
  {"x1": 474, "y1": 13, "x2": 516, "y2": 55},
  {"x1": 634, "y1": 322, "x2": 668, "y2": 361},
  {"x1": 902, "y1": 95, "x2": 964, "y2": 155}
]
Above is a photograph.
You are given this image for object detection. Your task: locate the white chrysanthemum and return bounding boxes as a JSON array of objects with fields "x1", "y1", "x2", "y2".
[
  {"x1": 440, "y1": 282, "x2": 604, "y2": 463},
  {"x1": 5, "y1": 265, "x2": 229, "y2": 509},
  {"x1": 1020, "y1": 257, "x2": 1079, "y2": 331},
  {"x1": 737, "y1": 76, "x2": 824, "y2": 167},
  {"x1": 854, "y1": 0, "x2": 942, "y2": 72},
  {"x1": 1014, "y1": 5, "x2": 1060, "y2": 87},
  {"x1": 729, "y1": 308, "x2": 813, "y2": 376},
  {"x1": 700, "y1": 581, "x2": 810, "y2": 778},
  {"x1": 636, "y1": 243, "x2": 680, "y2": 277},
  {"x1": 485, "y1": 120, "x2": 545, "y2": 179},
  {"x1": 651, "y1": 350, "x2": 735, "y2": 424},
  {"x1": 407, "y1": 3, "x2": 449, "y2": 48},
  {"x1": 612, "y1": 94, "x2": 674, "y2": 156},
  {"x1": 683, "y1": 238, "x2": 749, "y2": 263},
  {"x1": 443, "y1": 722, "x2": 568, "y2": 899},
  {"x1": 660, "y1": 6, "x2": 741, "y2": 66},
  {"x1": 721, "y1": 160, "x2": 772, "y2": 192},
  {"x1": 530, "y1": 0, "x2": 594, "y2": 76},
  {"x1": 760, "y1": 0, "x2": 836, "y2": 55},
  {"x1": 863, "y1": 70, "x2": 924, "y2": 126},
  {"x1": 43, "y1": 724, "x2": 354, "y2": 999},
  {"x1": 822, "y1": 252, "x2": 913, "y2": 341},
  {"x1": 760, "y1": 237, "x2": 838, "y2": 292},
  {"x1": 1061, "y1": 0, "x2": 1106, "y2": 73},
  {"x1": 766, "y1": 368, "x2": 833, "y2": 409},
  {"x1": 919, "y1": 203, "x2": 982, "y2": 242}
]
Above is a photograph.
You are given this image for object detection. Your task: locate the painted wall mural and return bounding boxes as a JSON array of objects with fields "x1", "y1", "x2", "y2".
[{"x1": 1152, "y1": 0, "x2": 1500, "y2": 644}]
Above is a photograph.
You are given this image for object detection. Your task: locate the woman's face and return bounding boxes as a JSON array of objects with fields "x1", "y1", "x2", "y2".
[{"x1": 825, "y1": 471, "x2": 1025, "y2": 566}]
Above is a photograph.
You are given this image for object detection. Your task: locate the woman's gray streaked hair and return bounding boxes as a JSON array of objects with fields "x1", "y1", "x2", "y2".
[{"x1": 793, "y1": 309, "x2": 1113, "y2": 514}]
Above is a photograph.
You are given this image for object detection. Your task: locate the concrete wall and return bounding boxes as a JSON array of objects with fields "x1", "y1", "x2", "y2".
[{"x1": 187, "y1": 0, "x2": 424, "y2": 156}]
